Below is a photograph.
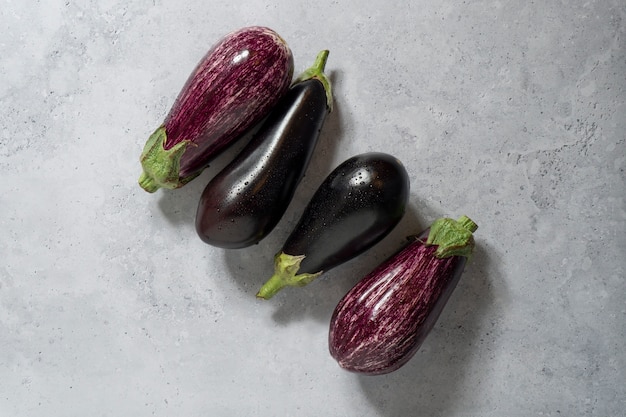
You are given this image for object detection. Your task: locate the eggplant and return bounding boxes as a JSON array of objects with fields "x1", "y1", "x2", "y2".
[
  {"x1": 256, "y1": 152, "x2": 410, "y2": 300},
  {"x1": 328, "y1": 215, "x2": 478, "y2": 375},
  {"x1": 138, "y1": 26, "x2": 294, "y2": 193},
  {"x1": 195, "y1": 50, "x2": 333, "y2": 249}
]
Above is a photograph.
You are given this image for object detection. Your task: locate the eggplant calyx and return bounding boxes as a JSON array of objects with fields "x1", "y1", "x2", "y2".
[
  {"x1": 292, "y1": 50, "x2": 333, "y2": 112},
  {"x1": 426, "y1": 215, "x2": 478, "y2": 259},
  {"x1": 138, "y1": 126, "x2": 192, "y2": 192},
  {"x1": 256, "y1": 252, "x2": 322, "y2": 300}
]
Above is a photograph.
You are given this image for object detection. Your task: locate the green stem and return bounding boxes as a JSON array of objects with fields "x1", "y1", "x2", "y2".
[
  {"x1": 425, "y1": 215, "x2": 478, "y2": 259},
  {"x1": 138, "y1": 171, "x2": 159, "y2": 193},
  {"x1": 138, "y1": 126, "x2": 191, "y2": 192},
  {"x1": 292, "y1": 50, "x2": 333, "y2": 112},
  {"x1": 457, "y1": 215, "x2": 479, "y2": 233},
  {"x1": 256, "y1": 253, "x2": 322, "y2": 300}
]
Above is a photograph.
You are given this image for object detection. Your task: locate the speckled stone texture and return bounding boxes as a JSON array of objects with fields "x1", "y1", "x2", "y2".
[{"x1": 1, "y1": 1, "x2": 624, "y2": 416}]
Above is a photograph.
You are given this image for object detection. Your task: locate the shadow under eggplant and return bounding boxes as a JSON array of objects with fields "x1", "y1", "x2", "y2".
[{"x1": 353, "y1": 240, "x2": 500, "y2": 417}]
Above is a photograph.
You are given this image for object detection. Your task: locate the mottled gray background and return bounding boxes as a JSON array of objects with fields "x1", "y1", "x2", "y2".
[{"x1": 1, "y1": 1, "x2": 624, "y2": 416}]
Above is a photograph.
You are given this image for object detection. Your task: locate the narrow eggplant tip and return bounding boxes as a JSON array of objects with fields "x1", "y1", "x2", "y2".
[
  {"x1": 256, "y1": 283, "x2": 279, "y2": 300},
  {"x1": 256, "y1": 252, "x2": 323, "y2": 300},
  {"x1": 314, "y1": 50, "x2": 330, "y2": 72},
  {"x1": 293, "y1": 50, "x2": 333, "y2": 112},
  {"x1": 458, "y1": 215, "x2": 478, "y2": 233},
  {"x1": 138, "y1": 171, "x2": 160, "y2": 193}
]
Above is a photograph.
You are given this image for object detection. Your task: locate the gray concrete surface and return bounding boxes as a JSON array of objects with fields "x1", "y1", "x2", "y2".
[{"x1": 1, "y1": 1, "x2": 624, "y2": 416}]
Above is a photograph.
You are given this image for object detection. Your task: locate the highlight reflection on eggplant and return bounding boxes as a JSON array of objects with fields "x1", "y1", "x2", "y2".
[
  {"x1": 257, "y1": 152, "x2": 410, "y2": 300},
  {"x1": 195, "y1": 50, "x2": 333, "y2": 249}
]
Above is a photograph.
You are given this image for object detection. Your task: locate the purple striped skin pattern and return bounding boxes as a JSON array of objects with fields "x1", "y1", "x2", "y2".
[
  {"x1": 329, "y1": 231, "x2": 467, "y2": 375},
  {"x1": 165, "y1": 26, "x2": 293, "y2": 177},
  {"x1": 138, "y1": 26, "x2": 293, "y2": 192}
]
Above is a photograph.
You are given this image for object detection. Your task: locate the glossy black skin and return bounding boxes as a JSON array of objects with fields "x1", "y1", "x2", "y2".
[
  {"x1": 282, "y1": 152, "x2": 410, "y2": 274},
  {"x1": 195, "y1": 79, "x2": 328, "y2": 249}
]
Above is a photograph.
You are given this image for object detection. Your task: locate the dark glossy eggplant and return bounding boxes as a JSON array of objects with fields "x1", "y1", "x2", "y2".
[
  {"x1": 195, "y1": 50, "x2": 333, "y2": 249},
  {"x1": 329, "y1": 215, "x2": 478, "y2": 375},
  {"x1": 256, "y1": 152, "x2": 410, "y2": 299},
  {"x1": 138, "y1": 26, "x2": 294, "y2": 192}
]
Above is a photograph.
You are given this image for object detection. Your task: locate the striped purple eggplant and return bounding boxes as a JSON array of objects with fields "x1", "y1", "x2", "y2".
[
  {"x1": 329, "y1": 215, "x2": 478, "y2": 375},
  {"x1": 138, "y1": 26, "x2": 294, "y2": 193}
]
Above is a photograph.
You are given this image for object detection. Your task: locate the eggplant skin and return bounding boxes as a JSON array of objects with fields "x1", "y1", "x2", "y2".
[
  {"x1": 195, "y1": 76, "x2": 330, "y2": 249},
  {"x1": 138, "y1": 26, "x2": 294, "y2": 192},
  {"x1": 256, "y1": 153, "x2": 409, "y2": 299},
  {"x1": 285, "y1": 152, "x2": 409, "y2": 275},
  {"x1": 328, "y1": 232, "x2": 467, "y2": 375}
]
